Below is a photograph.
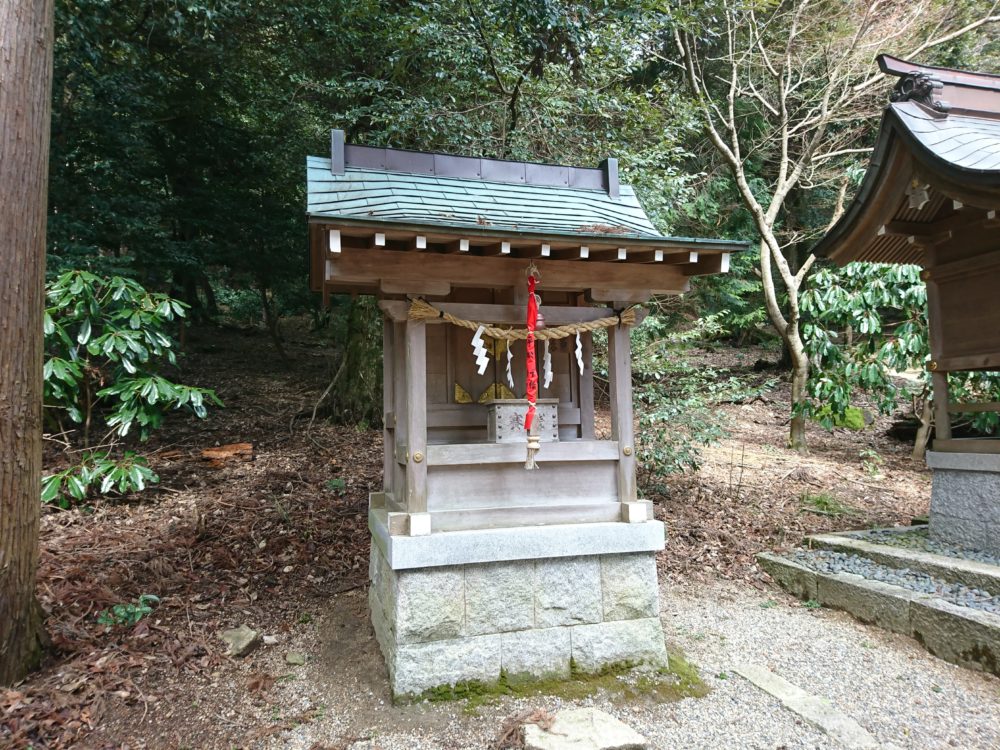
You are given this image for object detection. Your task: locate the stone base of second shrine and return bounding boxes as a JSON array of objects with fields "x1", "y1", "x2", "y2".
[
  {"x1": 367, "y1": 516, "x2": 669, "y2": 698},
  {"x1": 927, "y1": 451, "x2": 1000, "y2": 556}
]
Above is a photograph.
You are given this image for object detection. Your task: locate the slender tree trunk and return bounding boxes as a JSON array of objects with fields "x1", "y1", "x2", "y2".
[
  {"x1": 0, "y1": 0, "x2": 55, "y2": 685},
  {"x1": 759, "y1": 237, "x2": 811, "y2": 451},
  {"x1": 786, "y1": 322, "x2": 810, "y2": 452},
  {"x1": 912, "y1": 393, "x2": 933, "y2": 461},
  {"x1": 257, "y1": 282, "x2": 287, "y2": 361}
]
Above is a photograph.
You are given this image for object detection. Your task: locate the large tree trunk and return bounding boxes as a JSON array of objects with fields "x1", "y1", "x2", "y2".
[{"x1": 0, "y1": 0, "x2": 55, "y2": 685}]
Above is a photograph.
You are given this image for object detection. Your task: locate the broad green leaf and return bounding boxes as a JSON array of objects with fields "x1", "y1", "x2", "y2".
[{"x1": 41, "y1": 476, "x2": 62, "y2": 504}]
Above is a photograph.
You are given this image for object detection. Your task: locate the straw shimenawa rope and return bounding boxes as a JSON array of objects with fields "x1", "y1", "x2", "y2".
[{"x1": 407, "y1": 297, "x2": 639, "y2": 339}]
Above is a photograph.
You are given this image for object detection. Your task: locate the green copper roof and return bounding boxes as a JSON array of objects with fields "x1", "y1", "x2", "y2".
[{"x1": 306, "y1": 156, "x2": 663, "y2": 238}]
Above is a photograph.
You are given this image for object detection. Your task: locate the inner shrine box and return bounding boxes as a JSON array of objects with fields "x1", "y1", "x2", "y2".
[
  {"x1": 814, "y1": 56, "x2": 1000, "y2": 558},
  {"x1": 306, "y1": 131, "x2": 746, "y2": 698},
  {"x1": 487, "y1": 399, "x2": 559, "y2": 443}
]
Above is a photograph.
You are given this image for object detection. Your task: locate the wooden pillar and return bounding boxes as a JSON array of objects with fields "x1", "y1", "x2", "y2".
[
  {"x1": 608, "y1": 324, "x2": 636, "y2": 503},
  {"x1": 925, "y1": 276, "x2": 952, "y2": 441},
  {"x1": 404, "y1": 320, "x2": 428, "y2": 514},
  {"x1": 392, "y1": 321, "x2": 407, "y2": 506},
  {"x1": 579, "y1": 332, "x2": 595, "y2": 439},
  {"x1": 931, "y1": 371, "x2": 952, "y2": 440},
  {"x1": 382, "y1": 318, "x2": 394, "y2": 495}
]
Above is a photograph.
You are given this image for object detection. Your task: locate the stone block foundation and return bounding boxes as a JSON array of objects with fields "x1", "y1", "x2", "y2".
[
  {"x1": 368, "y1": 543, "x2": 668, "y2": 697},
  {"x1": 927, "y1": 451, "x2": 1000, "y2": 556}
]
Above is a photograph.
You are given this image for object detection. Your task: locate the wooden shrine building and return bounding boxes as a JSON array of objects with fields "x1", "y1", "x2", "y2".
[
  {"x1": 306, "y1": 132, "x2": 746, "y2": 696},
  {"x1": 814, "y1": 55, "x2": 1000, "y2": 556}
]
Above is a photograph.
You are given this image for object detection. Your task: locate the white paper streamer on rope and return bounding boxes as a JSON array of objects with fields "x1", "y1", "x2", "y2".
[
  {"x1": 542, "y1": 340, "x2": 553, "y2": 389},
  {"x1": 506, "y1": 344, "x2": 515, "y2": 390},
  {"x1": 575, "y1": 333, "x2": 584, "y2": 375},
  {"x1": 472, "y1": 325, "x2": 490, "y2": 375}
]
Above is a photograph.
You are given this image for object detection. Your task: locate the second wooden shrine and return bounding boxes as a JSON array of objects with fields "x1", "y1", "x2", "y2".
[{"x1": 815, "y1": 55, "x2": 1000, "y2": 557}]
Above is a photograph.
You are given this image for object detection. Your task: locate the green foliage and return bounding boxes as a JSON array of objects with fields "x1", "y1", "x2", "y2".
[
  {"x1": 802, "y1": 262, "x2": 1000, "y2": 435},
  {"x1": 630, "y1": 312, "x2": 775, "y2": 485},
  {"x1": 674, "y1": 177, "x2": 768, "y2": 343},
  {"x1": 802, "y1": 263, "x2": 928, "y2": 425},
  {"x1": 48, "y1": 1, "x2": 699, "y2": 315},
  {"x1": 41, "y1": 452, "x2": 157, "y2": 509},
  {"x1": 97, "y1": 594, "x2": 160, "y2": 627},
  {"x1": 315, "y1": 296, "x2": 384, "y2": 426},
  {"x1": 859, "y1": 448, "x2": 884, "y2": 478},
  {"x1": 44, "y1": 270, "x2": 221, "y2": 443},
  {"x1": 948, "y1": 371, "x2": 1000, "y2": 435},
  {"x1": 800, "y1": 493, "x2": 852, "y2": 517},
  {"x1": 811, "y1": 405, "x2": 865, "y2": 431},
  {"x1": 325, "y1": 478, "x2": 347, "y2": 494},
  {"x1": 42, "y1": 271, "x2": 219, "y2": 506}
]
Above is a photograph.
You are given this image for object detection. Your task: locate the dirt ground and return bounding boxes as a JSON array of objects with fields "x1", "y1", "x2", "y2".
[{"x1": 2, "y1": 322, "x2": 932, "y2": 749}]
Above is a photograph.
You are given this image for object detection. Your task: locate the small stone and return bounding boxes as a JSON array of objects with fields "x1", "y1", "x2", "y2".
[
  {"x1": 285, "y1": 652, "x2": 306, "y2": 666},
  {"x1": 523, "y1": 707, "x2": 648, "y2": 750},
  {"x1": 262, "y1": 635, "x2": 278, "y2": 646},
  {"x1": 219, "y1": 625, "x2": 260, "y2": 657}
]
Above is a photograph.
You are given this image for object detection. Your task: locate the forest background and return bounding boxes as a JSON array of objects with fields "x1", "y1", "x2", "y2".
[{"x1": 48, "y1": 0, "x2": 1000, "y2": 462}]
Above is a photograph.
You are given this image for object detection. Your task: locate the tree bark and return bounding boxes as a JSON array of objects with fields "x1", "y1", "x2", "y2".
[
  {"x1": 759, "y1": 234, "x2": 811, "y2": 452},
  {"x1": 257, "y1": 281, "x2": 287, "y2": 362},
  {"x1": 0, "y1": 0, "x2": 55, "y2": 685},
  {"x1": 912, "y1": 393, "x2": 933, "y2": 461},
  {"x1": 786, "y1": 322, "x2": 810, "y2": 452}
]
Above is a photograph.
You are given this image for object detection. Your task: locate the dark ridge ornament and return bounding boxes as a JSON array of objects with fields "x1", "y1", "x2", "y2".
[{"x1": 890, "y1": 71, "x2": 947, "y2": 110}]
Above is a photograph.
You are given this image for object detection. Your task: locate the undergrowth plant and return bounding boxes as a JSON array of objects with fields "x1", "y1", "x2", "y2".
[
  {"x1": 97, "y1": 594, "x2": 160, "y2": 628},
  {"x1": 802, "y1": 263, "x2": 1000, "y2": 449},
  {"x1": 802, "y1": 263, "x2": 927, "y2": 426},
  {"x1": 627, "y1": 310, "x2": 776, "y2": 490},
  {"x1": 42, "y1": 271, "x2": 221, "y2": 506}
]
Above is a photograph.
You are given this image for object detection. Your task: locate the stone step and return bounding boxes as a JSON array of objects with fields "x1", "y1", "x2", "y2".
[
  {"x1": 758, "y1": 552, "x2": 1000, "y2": 677},
  {"x1": 805, "y1": 529, "x2": 1000, "y2": 595}
]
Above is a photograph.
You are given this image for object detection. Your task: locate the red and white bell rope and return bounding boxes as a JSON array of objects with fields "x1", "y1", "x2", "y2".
[{"x1": 524, "y1": 269, "x2": 541, "y2": 469}]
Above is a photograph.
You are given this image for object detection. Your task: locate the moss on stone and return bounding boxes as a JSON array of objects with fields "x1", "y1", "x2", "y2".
[
  {"x1": 812, "y1": 405, "x2": 866, "y2": 430},
  {"x1": 416, "y1": 676, "x2": 514, "y2": 712},
  {"x1": 404, "y1": 648, "x2": 708, "y2": 711}
]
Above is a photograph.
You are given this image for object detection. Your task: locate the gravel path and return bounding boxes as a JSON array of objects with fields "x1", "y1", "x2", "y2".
[
  {"x1": 665, "y1": 582, "x2": 999, "y2": 749},
  {"x1": 264, "y1": 581, "x2": 1000, "y2": 750},
  {"x1": 846, "y1": 526, "x2": 1000, "y2": 567},
  {"x1": 786, "y1": 549, "x2": 1000, "y2": 613}
]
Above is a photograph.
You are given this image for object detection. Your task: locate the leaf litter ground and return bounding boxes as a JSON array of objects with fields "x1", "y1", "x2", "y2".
[{"x1": 2, "y1": 324, "x2": 930, "y2": 749}]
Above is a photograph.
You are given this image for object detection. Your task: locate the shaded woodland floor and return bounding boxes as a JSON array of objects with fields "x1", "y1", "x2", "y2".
[{"x1": 2, "y1": 322, "x2": 931, "y2": 749}]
